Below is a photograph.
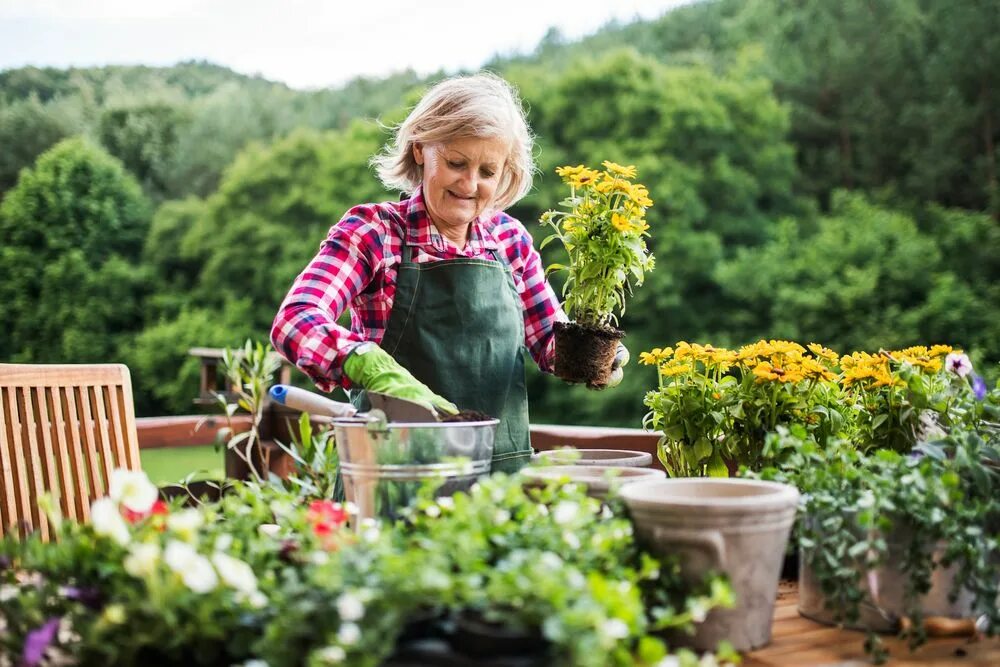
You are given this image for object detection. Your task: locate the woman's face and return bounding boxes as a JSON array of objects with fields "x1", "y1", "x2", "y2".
[{"x1": 414, "y1": 136, "x2": 508, "y2": 232}]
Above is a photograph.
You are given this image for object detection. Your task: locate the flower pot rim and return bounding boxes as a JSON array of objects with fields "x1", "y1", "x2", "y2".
[
  {"x1": 620, "y1": 477, "x2": 799, "y2": 510},
  {"x1": 534, "y1": 448, "x2": 653, "y2": 466},
  {"x1": 522, "y1": 464, "x2": 665, "y2": 484}
]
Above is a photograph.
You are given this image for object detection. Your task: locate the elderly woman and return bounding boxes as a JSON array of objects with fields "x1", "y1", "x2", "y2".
[{"x1": 271, "y1": 72, "x2": 626, "y2": 474}]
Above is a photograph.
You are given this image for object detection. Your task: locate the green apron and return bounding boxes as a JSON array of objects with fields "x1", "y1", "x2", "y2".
[{"x1": 349, "y1": 230, "x2": 532, "y2": 474}]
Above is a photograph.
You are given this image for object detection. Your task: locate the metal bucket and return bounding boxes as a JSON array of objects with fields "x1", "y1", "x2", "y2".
[{"x1": 333, "y1": 417, "x2": 498, "y2": 524}]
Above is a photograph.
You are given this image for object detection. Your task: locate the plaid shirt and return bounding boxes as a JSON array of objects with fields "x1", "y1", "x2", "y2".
[{"x1": 270, "y1": 187, "x2": 564, "y2": 392}]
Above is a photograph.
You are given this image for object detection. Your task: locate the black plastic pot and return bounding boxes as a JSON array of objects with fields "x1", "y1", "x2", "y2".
[{"x1": 448, "y1": 609, "x2": 548, "y2": 659}]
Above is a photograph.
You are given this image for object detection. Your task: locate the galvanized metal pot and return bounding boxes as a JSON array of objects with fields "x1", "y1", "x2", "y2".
[{"x1": 333, "y1": 417, "x2": 498, "y2": 524}]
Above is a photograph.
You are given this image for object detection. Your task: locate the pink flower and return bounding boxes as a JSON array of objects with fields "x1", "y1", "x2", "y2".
[{"x1": 945, "y1": 352, "x2": 972, "y2": 378}]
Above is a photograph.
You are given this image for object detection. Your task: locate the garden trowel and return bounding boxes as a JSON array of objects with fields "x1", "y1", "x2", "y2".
[{"x1": 268, "y1": 384, "x2": 439, "y2": 422}]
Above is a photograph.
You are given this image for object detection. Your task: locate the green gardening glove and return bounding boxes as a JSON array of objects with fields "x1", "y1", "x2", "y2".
[{"x1": 343, "y1": 343, "x2": 459, "y2": 415}]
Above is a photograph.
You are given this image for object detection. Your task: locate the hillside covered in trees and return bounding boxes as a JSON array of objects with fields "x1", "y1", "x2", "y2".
[{"x1": 1, "y1": 0, "x2": 997, "y2": 426}]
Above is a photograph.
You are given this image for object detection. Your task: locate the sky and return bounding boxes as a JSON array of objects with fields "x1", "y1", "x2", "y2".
[{"x1": 0, "y1": 0, "x2": 693, "y2": 90}]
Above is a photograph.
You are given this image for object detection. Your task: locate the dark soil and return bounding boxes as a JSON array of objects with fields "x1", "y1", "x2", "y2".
[
  {"x1": 553, "y1": 321, "x2": 624, "y2": 388},
  {"x1": 440, "y1": 409, "x2": 495, "y2": 422}
]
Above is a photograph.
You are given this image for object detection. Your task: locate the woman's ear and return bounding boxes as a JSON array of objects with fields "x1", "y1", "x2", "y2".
[{"x1": 412, "y1": 142, "x2": 424, "y2": 166}]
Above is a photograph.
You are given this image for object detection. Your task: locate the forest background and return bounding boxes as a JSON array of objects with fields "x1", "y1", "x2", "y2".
[{"x1": 1, "y1": 0, "x2": 998, "y2": 427}]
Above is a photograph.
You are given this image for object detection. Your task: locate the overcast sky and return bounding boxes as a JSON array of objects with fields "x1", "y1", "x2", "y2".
[{"x1": 0, "y1": 0, "x2": 693, "y2": 90}]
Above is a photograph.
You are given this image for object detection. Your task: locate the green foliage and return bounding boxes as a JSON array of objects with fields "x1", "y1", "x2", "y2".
[
  {"x1": 0, "y1": 96, "x2": 76, "y2": 191},
  {"x1": 98, "y1": 103, "x2": 190, "y2": 199},
  {"x1": 0, "y1": 137, "x2": 150, "y2": 364}
]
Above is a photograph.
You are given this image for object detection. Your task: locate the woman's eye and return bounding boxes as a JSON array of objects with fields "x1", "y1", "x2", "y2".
[
  {"x1": 480, "y1": 169, "x2": 496, "y2": 178},
  {"x1": 448, "y1": 161, "x2": 465, "y2": 169}
]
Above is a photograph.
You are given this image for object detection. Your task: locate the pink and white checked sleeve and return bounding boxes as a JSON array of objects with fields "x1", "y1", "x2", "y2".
[{"x1": 270, "y1": 211, "x2": 383, "y2": 392}]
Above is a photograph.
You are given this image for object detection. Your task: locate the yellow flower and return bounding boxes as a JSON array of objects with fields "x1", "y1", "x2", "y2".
[
  {"x1": 629, "y1": 184, "x2": 654, "y2": 208},
  {"x1": 631, "y1": 220, "x2": 650, "y2": 234},
  {"x1": 556, "y1": 164, "x2": 585, "y2": 179},
  {"x1": 752, "y1": 361, "x2": 796, "y2": 382},
  {"x1": 659, "y1": 361, "x2": 693, "y2": 377},
  {"x1": 569, "y1": 168, "x2": 600, "y2": 189},
  {"x1": 562, "y1": 218, "x2": 577, "y2": 233},
  {"x1": 928, "y1": 344, "x2": 954, "y2": 357},
  {"x1": 602, "y1": 160, "x2": 637, "y2": 179},
  {"x1": 596, "y1": 174, "x2": 635, "y2": 195},
  {"x1": 611, "y1": 213, "x2": 632, "y2": 233},
  {"x1": 639, "y1": 347, "x2": 673, "y2": 365},
  {"x1": 807, "y1": 343, "x2": 839, "y2": 362}
]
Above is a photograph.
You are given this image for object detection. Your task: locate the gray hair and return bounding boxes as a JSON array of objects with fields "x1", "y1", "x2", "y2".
[{"x1": 371, "y1": 72, "x2": 535, "y2": 212}]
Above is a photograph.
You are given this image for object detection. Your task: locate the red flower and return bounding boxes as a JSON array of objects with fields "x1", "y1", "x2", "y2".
[
  {"x1": 121, "y1": 500, "x2": 170, "y2": 524},
  {"x1": 307, "y1": 500, "x2": 348, "y2": 540}
]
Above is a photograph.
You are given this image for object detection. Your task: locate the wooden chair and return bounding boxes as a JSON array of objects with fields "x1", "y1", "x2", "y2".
[{"x1": 0, "y1": 364, "x2": 142, "y2": 541}]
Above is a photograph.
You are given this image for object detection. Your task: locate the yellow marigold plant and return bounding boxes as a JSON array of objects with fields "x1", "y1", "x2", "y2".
[
  {"x1": 539, "y1": 161, "x2": 655, "y2": 327},
  {"x1": 838, "y1": 344, "x2": 965, "y2": 452},
  {"x1": 641, "y1": 340, "x2": 845, "y2": 477}
]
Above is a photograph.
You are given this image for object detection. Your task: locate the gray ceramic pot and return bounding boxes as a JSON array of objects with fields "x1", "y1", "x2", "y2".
[
  {"x1": 620, "y1": 478, "x2": 799, "y2": 651},
  {"x1": 521, "y1": 465, "x2": 665, "y2": 500},
  {"x1": 533, "y1": 448, "x2": 653, "y2": 468}
]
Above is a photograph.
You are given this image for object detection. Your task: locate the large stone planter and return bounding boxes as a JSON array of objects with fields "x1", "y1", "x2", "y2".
[
  {"x1": 533, "y1": 448, "x2": 652, "y2": 468},
  {"x1": 620, "y1": 478, "x2": 799, "y2": 651},
  {"x1": 798, "y1": 528, "x2": 976, "y2": 632}
]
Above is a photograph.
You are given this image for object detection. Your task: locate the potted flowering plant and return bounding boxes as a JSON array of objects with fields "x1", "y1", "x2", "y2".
[
  {"x1": 838, "y1": 345, "x2": 979, "y2": 452},
  {"x1": 539, "y1": 161, "x2": 656, "y2": 388},
  {"x1": 640, "y1": 340, "x2": 844, "y2": 477}
]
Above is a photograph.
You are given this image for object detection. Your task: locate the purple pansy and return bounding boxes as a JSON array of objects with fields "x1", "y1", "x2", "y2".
[
  {"x1": 23, "y1": 617, "x2": 60, "y2": 667},
  {"x1": 62, "y1": 585, "x2": 104, "y2": 610},
  {"x1": 972, "y1": 375, "x2": 988, "y2": 401}
]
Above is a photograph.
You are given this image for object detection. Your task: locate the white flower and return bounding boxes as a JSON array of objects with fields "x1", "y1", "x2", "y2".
[
  {"x1": 344, "y1": 502, "x2": 359, "y2": 515},
  {"x1": 239, "y1": 661, "x2": 270, "y2": 667},
  {"x1": 424, "y1": 504, "x2": 441, "y2": 518},
  {"x1": 362, "y1": 527, "x2": 380, "y2": 543},
  {"x1": 315, "y1": 645, "x2": 346, "y2": 664},
  {"x1": 656, "y1": 658, "x2": 681, "y2": 667},
  {"x1": 243, "y1": 590, "x2": 268, "y2": 609},
  {"x1": 689, "y1": 598, "x2": 710, "y2": 623},
  {"x1": 601, "y1": 618, "x2": 630, "y2": 641},
  {"x1": 166, "y1": 509, "x2": 204, "y2": 541},
  {"x1": 257, "y1": 523, "x2": 280, "y2": 538},
  {"x1": 0, "y1": 584, "x2": 18, "y2": 602},
  {"x1": 437, "y1": 497, "x2": 454, "y2": 510},
  {"x1": 212, "y1": 552, "x2": 258, "y2": 594},
  {"x1": 311, "y1": 551, "x2": 330, "y2": 566},
  {"x1": 539, "y1": 551, "x2": 563, "y2": 569},
  {"x1": 567, "y1": 570, "x2": 585, "y2": 589},
  {"x1": 108, "y1": 468, "x2": 158, "y2": 514},
  {"x1": 945, "y1": 352, "x2": 973, "y2": 377},
  {"x1": 215, "y1": 534, "x2": 234, "y2": 551},
  {"x1": 90, "y1": 497, "x2": 130, "y2": 545},
  {"x1": 563, "y1": 531, "x2": 580, "y2": 549},
  {"x1": 123, "y1": 542, "x2": 161, "y2": 578},
  {"x1": 601, "y1": 505, "x2": 613, "y2": 520},
  {"x1": 337, "y1": 622, "x2": 361, "y2": 646},
  {"x1": 269, "y1": 500, "x2": 293, "y2": 518},
  {"x1": 553, "y1": 501, "x2": 579, "y2": 525},
  {"x1": 698, "y1": 653, "x2": 720, "y2": 667},
  {"x1": 336, "y1": 592, "x2": 365, "y2": 621},
  {"x1": 494, "y1": 509, "x2": 511, "y2": 524},
  {"x1": 164, "y1": 540, "x2": 218, "y2": 593},
  {"x1": 58, "y1": 617, "x2": 80, "y2": 644}
]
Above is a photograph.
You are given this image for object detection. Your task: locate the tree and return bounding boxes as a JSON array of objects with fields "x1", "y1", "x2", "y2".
[
  {"x1": 0, "y1": 138, "x2": 151, "y2": 364},
  {"x1": 98, "y1": 103, "x2": 190, "y2": 199},
  {"x1": 0, "y1": 96, "x2": 74, "y2": 192}
]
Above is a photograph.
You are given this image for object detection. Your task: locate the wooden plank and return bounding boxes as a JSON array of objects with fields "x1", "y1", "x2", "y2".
[
  {"x1": 48, "y1": 386, "x2": 78, "y2": 522},
  {"x1": 72, "y1": 386, "x2": 104, "y2": 502},
  {"x1": 116, "y1": 366, "x2": 141, "y2": 471},
  {"x1": 0, "y1": 387, "x2": 18, "y2": 537},
  {"x1": 20, "y1": 386, "x2": 49, "y2": 541},
  {"x1": 90, "y1": 385, "x2": 116, "y2": 485},
  {"x1": 9, "y1": 387, "x2": 33, "y2": 537},
  {"x1": 58, "y1": 386, "x2": 89, "y2": 522},
  {"x1": 35, "y1": 387, "x2": 62, "y2": 524},
  {"x1": 104, "y1": 384, "x2": 128, "y2": 469}
]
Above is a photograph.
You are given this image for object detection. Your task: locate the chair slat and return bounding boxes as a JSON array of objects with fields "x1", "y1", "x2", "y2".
[
  {"x1": 105, "y1": 385, "x2": 129, "y2": 470},
  {"x1": 90, "y1": 385, "x2": 117, "y2": 484},
  {"x1": 9, "y1": 388, "x2": 34, "y2": 536},
  {"x1": 0, "y1": 387, "x2": 19, "y2": 537},
  {"x1": 20, "y1": 386, "x2": 50, "y2": 541},
  {"x1": 60, "y1": 386, "x2": 90, "y2": 522},
  {"x1": 35, "y1": 387, "x2": 63, "y2": 527},
  {"x1": 75, "y1": 386, "x2": 105, "y2": 499},
  {"x1": 47, "y1": 386, "x2": 79, "y2": 522}
]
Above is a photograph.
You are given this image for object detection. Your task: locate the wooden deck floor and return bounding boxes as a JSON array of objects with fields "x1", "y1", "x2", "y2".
[{"x1": 744, "y1": 583, "x2": 1000, "y2": 667}]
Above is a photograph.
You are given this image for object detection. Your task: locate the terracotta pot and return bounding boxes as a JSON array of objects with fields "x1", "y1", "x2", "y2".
[
  {"x1": 521, "y1": 465, "x2": 664, "y2": 500},
  {"x1": 620, "y1": 478, "x2": 799, "y2": 651},
  {"x1": 552, "y1": 321, "x2": 623, "y2": 388},
  {"x1": 533, "y1": 448, "x2": 652, "y2": 468}
]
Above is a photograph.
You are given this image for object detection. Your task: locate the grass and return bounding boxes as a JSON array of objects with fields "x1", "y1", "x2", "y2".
[{"x1": 140, "y1": 444, "x2": 225, "y2": 485}]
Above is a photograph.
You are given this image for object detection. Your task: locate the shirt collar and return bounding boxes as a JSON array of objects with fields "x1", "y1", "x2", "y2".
[{"x1": 403, "y1": 186, "x2": 498, "y2": 254}]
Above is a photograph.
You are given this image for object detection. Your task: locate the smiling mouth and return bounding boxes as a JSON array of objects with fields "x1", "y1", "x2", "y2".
[{"x1": 447, "y1": 190, "x2": 476, "y2": 201}]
